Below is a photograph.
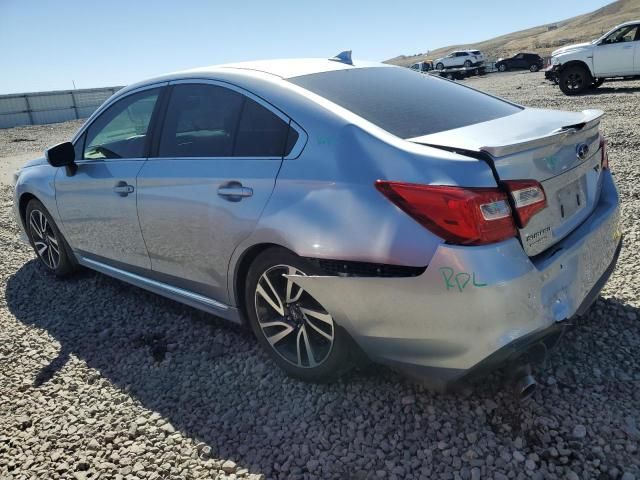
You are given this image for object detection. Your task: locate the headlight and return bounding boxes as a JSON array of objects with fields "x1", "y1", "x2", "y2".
[{"x1": 551, "y1": 57, "x2": 560, "y2": 66}]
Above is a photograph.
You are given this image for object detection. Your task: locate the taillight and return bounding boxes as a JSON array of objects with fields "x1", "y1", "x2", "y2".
[
  {"x1": 600, "y1": 136, "x2": 609, "y2": 170},
  {"x1": 502, "y1": 180, "x2": 547, "y2": 228},
  {"x1": 375, "y1": 181, "x2": 516, "y2": 245}
]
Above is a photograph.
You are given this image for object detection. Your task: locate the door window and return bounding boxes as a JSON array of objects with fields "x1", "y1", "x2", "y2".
[
  {"x1": 83, "y1": 89, "x2": 160, "y2": 160},
  {"x1": 158, "y1": 83, "x2": 292, "y2": 158},
  {"x1": 234, "y1": 95, "x2": 291, "y2": 157},
  {"x1": 603, "y1": 25, "x2": 639, "y2": 44}
]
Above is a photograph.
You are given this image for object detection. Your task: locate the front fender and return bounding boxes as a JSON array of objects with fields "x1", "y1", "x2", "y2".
[
  {"x1": 13, "y1": 164, "x2": 62, "y2": 236},
  {"x1": 556, "y1": 53, "x2": 595, "y2": 77}
]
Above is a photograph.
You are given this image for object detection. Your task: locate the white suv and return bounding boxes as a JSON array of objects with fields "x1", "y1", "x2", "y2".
[
  {"x1": 549, "y1": 20, "x2": 640, "y2": 95},
  {"x1": 434, "y1": 50, "x2": 484, "y2": 70}
]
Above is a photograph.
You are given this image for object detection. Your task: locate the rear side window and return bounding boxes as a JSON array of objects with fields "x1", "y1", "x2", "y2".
[
  {"x1": 288, "y1": 67, "x2": 521, "y2": 139},
  {"x1": 234, "y1": 97, "x2": 291, "y2": 157},
  {"x1": 158, "y1": 83, "x2": 294, "y2": 158}
]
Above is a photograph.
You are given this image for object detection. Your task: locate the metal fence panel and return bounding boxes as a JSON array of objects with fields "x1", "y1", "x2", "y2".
[
  {"x1": 0, "y1": 96, "x2": 28, "y2": 115},
  {"x1": 29, "y1": 93, "x2": 75, "y2": 110},
  {"x1": 0, "y1": 86, "x2": 123, "y2": 129},
  {"x1": 0, "y1": 112, "x2": 31, "y2": 128},
  {"x1": 31, "y1": 108, "x2": 77, "y2": 125},
  {"x1": 73, "y1": 90, "x2": 116, "y2": 107}
]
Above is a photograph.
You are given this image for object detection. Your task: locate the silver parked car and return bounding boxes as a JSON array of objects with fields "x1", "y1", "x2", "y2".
[{"x1": 13, "y1": 54, "x2": 621, "y2": 392}]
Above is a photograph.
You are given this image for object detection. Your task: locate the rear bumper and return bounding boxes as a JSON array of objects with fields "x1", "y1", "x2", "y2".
[{"x1": 289, "y1": 172, "x2": 620, "y2": 388}]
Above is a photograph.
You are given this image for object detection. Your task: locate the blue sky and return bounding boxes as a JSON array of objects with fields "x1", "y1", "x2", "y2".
[{"x1": 0, "y1": 0, "x2": 612, "y2": 94}]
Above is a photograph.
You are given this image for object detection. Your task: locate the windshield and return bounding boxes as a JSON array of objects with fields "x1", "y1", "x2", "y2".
[{"x1": 288, "y1": 67, "x2": 522, "y2": 139}]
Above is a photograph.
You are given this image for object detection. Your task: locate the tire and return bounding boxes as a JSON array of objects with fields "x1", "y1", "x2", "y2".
[
  {"x1": 464, "y1": 60, "x2": 472, "y2": 67},
  {"x1": 592, "y1": 78, "x2": 605, "y2": 89},
  {"x1": 529, "y1": 64, "x2": 540, "y2": 72},
  {"x1": 498, "y1": 63, "x2": 507, "y2": 72},
  {"x1": 244, "y1": 247, "x2": 354, "y2": 382},
  {"x1": 559, "y1": 64, "x2": 591, "y2": 95},
  {"x1": 436, "y1": 62, "x2": 444, "y2": 70},
  {"x1": 25, "y1": 199, "x2": 78, "y2": 277}
]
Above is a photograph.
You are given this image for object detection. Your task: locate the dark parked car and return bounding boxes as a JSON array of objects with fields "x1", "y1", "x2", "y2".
[{"x1": 495, "y1": 53, "x2": 544, "y2": 72}]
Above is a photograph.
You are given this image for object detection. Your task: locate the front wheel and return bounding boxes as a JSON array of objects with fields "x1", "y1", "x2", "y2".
[
  {"x1": 25, "y1": 199, "x2": 78, "y2": 276},
  {"x1": 498, "y1": 63, "x2": 507, "y2": 72},
  {"x1": 559, "y1": 64, "x2": 591, "y2": 95},
  {"x1": 529, "y1": 64, "x2": 540, "y2": 72},
  {"x1": 436, "y1": 62, "x2": 444, "y2": 70},
  {"x1": 464, "y1": 60, "x2": 472, "y2": 67},
  {"x1": 245, "y1": 247, "x2": 354, "y2": 382}
]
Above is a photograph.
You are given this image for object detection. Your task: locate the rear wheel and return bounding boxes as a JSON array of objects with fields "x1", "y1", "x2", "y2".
[
  {"x1": 559, "y1": 64, "x2": 591, "y2": 95},
  {"x1": 464, "y1": 60, "x2": 472, "y2": 67},
  {"x1": 245, "y1": 247, "x2": 353, "y2": 382},
  {"x1": 25, "y1": 199, "x2": 78, "y2": 276},
  {"x1": 436, "y1": 62, "x2": 444, "y2": 70}
]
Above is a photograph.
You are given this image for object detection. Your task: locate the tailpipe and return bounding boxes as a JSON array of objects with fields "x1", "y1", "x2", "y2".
[{"x1": 511, "y1": 363, "x2": 537, "y2": 401}]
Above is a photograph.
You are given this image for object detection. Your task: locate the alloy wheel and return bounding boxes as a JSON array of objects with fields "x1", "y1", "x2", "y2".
[
  {"x1": 254, "y1": 264, "x2": 335, "y2": 368},
  {"x1": 29, "y1": 209, "x2": 60, "y2": 269},
  {"x1": 565, "y1": 72, "x2": 584, "y2": 91}
]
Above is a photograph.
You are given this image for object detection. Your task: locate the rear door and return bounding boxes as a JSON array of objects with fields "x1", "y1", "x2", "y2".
[
  {"x1": 136, "y1": 80, "x2": 302, "y2": 303},
  {"x1": 55, "y1": 86, "x2": 163, "y2": 269}
]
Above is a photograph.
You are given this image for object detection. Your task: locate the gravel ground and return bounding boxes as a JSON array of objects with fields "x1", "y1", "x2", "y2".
[{"x1": 1, "y1": 72, "x2": 640, "y2": 480}]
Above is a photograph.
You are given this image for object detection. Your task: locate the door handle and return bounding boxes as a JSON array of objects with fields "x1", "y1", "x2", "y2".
[
  {"x1": 217, "y1": 182, "x2": 253, "y2": 201},
  {"x1": 113, "y1": 181, "x2": 135, "y2": 196}
]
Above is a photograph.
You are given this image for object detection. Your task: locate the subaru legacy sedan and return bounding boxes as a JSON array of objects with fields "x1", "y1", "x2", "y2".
[{"x1": 13, "y1": 55, "x2": 621, "y2": 391}]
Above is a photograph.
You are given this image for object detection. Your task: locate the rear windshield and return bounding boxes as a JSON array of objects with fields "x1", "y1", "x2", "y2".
[{"x1": 288, "y1": 67, "x2": 521, "y2": 139}]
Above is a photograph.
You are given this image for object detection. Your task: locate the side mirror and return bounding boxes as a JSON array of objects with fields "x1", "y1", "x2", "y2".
[{"x1": 46, "y1": 142, "x2": 77, "y2": 175}]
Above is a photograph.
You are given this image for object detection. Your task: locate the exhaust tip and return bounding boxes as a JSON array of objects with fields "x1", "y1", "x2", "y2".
[
  {"x1": 515, "y1": 373, "x2": 537, "y2": 401},
  {"x1": 508, "y1": 363, "x2": 537, "y2": 401}
]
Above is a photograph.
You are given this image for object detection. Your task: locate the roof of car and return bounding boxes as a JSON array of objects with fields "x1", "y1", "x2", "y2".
[{"x1": 181, "y1": 58, "x2": 391, "y2": 80}]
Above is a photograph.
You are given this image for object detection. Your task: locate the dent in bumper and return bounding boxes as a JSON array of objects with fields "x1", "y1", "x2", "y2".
[{"x1": 288, "y1": 174, "x2": 621, "y2": 379}]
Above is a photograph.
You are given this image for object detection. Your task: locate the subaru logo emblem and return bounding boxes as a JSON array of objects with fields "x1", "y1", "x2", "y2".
[{"x1": 576, "y1": 143, "x2": 590, "y2": 160}]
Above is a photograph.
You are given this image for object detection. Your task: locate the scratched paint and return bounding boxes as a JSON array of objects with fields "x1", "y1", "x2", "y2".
[{"x1": 439, "y1": 267, "x2": 487, "y2": 292}]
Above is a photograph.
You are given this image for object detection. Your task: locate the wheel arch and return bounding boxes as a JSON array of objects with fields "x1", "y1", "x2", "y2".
[
  {"x1": 18, "y1": 192, "x2": 39, "y2": 231},
  {"x1": 231, "y1": 242, "x2": 288, "y2": 323},
  {"x1": 559, "y1": 60, "x2": 594, "y2": 79}
]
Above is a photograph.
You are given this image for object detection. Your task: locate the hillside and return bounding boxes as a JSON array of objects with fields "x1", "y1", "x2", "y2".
[{"x1": 385, "y1": 0, "x2": 640, "y2": 66}]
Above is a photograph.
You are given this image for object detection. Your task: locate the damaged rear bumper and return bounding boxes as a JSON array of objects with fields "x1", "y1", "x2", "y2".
[{"x1": 289, "y1": 173, "x2": 621, "y2": 390}]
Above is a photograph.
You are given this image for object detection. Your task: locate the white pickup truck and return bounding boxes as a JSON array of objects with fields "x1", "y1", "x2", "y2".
[{"x1": 548, "y1": 20, "x2": 640, "y2": 95}]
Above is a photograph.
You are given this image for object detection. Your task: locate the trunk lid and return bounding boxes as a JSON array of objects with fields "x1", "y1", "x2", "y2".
[{"x1": 409, "y1": 108, "x2": 605, "y2": 256}]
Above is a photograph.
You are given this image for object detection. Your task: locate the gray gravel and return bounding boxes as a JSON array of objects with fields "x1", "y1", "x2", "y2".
[{"x1": 1, "y1": 72, "x2": 640, "y2": 479}]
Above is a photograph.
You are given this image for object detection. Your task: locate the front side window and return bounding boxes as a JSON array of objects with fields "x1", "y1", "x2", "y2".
[
  {"x1": 158, "y1": 83, "x2": 292, "y2": 158},
  {"x1": 84, "y1": 89, "x2": 160, "y2": 160},
  {"x1": 603, "y1": 25, "x2": 639, "y2": 44}
]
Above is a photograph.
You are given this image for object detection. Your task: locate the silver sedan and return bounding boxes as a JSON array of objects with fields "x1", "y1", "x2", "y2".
[{"x1": 13, "y1": 54, "x2": 621, "y2": 392}]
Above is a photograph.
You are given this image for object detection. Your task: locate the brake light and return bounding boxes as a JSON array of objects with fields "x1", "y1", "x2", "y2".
[
  {"x1": 375, "y1": 181, "x2": 516, "y2": 245},
  {"x1": 503, "y1": 180, "x2": 547, "y2": 228},
  {"x1": 600, "y1": 136, "x2": 609, "y2": 170}
]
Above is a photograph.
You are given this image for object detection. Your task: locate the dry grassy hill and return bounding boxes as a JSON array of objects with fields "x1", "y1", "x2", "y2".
[{"x1": 385, "y1": 0, "x2": 640, "y2": 66}]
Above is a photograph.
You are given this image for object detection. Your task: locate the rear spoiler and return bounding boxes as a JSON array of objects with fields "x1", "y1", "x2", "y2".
[{"x1": 480, "y1": 109, "x2": 604, "y2": 157}]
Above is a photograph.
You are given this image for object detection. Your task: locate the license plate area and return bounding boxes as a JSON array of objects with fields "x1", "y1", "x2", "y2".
[{"x1": 557, "y1": 178, "x2": 585, "y2": 220}]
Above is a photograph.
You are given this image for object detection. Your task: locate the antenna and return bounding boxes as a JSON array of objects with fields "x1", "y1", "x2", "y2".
[{"x1": 329, "y1": 50, "x2": 353, "y2": 65}]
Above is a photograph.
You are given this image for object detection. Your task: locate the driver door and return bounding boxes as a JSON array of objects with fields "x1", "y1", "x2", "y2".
[
  {"x1": 593, "y1": 24, "x2": 639, "y2": 76},
  {"x1": 55, "y1": 85, "x2": 163, "y2": 269}
]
